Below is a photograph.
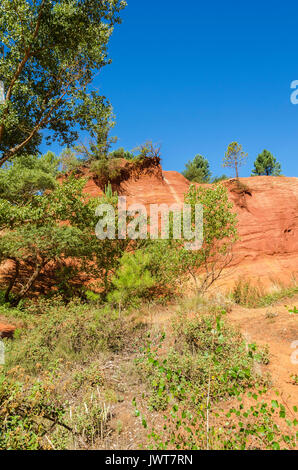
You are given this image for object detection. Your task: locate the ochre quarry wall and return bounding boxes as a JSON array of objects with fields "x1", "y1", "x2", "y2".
[
  {"x1": 1, "y1": 166, "x2": 297, "y2": 336},
  {"x1": 82, "y1": 166, "x2": 298, "y2": 288}
]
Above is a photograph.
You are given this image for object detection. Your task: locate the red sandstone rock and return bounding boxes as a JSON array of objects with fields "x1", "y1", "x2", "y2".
[
  {"x1": 4, "y1": 164, "x2": 297, "y2": 292},
  {"x1": 82, "y1": 165, "x2": 298, "y2": 287},
  {"x1": 0, "y1": 322, "x2": 16, "y2": 339}
]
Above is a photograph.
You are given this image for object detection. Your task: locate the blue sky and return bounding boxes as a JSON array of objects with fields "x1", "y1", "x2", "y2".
[{"x1": 43, "y1": 0, "x2": 298, "y2": 177}]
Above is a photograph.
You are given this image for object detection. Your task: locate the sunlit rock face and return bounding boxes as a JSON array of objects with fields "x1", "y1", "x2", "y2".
[{"x1": 81, "y1": 164, "x2": 298, "y2": 287}]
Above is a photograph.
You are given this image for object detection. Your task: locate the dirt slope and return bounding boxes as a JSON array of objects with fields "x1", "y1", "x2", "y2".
[{"x1": 227, "y1": 297, "x2": 298, "y2": 410}]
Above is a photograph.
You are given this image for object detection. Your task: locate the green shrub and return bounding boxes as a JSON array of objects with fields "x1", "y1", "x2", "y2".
[
  {"x1": 108, "y1": 250, "x2": 156, "y2": 309},
  {"x1": 71, "y1": 363, "x2": 104, "y2": 392},
  {"x1": 90, "y1": 157, "x2": 123, "y2": 185},
  {"x1": 137, "y1": 311, "x2": 265, "y2": 412},
  {"x1": 135, "y1": 312, "x2": 297, "y2": 450},
  {"x1": 0, "y1": 373, "x2": 66, "y2": 450},
  {"x1": 3, "y1": 301, "x2": 133, "y2": 373}
]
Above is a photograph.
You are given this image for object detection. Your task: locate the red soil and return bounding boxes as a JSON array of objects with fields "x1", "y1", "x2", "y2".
[{"x1": 0, "y1": 322, "x2": 16, "y2": 339}]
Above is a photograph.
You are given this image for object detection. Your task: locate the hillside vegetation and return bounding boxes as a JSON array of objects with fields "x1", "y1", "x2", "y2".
[{"x1": 0, "y1": 0, "x2": 296, "y2": 452}]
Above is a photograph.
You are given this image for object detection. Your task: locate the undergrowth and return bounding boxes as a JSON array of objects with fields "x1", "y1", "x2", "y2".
[
  {"x1": 232, "y1": 279, "x2": 298, "y2": 308},
  {"x1": 0, "y1": 295, "x2": 297, "y2": 450},
  {"x1": 135, "y1": 308, "x2": 297, "y2": 450},
  {"x1": 136, "y1": 309, "x2": 268, "y2": 413}
]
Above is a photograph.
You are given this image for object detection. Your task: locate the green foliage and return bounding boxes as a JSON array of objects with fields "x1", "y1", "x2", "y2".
[
  {"x1": 137, "y1": 311, "x2": 261, "y2": 412},
  {"x1": 68, "y1": 396, "x2": 111, "y2": 445},
  {"x1": 291, "y1": 374, "x2": 298, "y2": 385},
  {"x1": 0, "y1": 169, "x2": 100, "y2": 303},
  {"x1": 0, "y1": 297, "x2": 148, "y2": 449},
  {"x1": 221, "y1": 394, "x2": 297, "y2": 450},
  {"x1": 108, "y1": 250, "x2": 156, "y2": 308},
  {"x1": 109, "y1": 147, "x2": 135, "y2": 161},
  {"x1": 134, "y1": 141, "x2": 161, "y2": 161},
  {"x1": 90, "y1": 156, "x2": 123, "y2": 184},
  {"x1": 74, "y1": 116, "x2": 118, "y2": 163},
  {"x1": 0, "y1": 360, "x2": 115, "y2": 450},
  {"x1": 0, "y1": 156, "x2": 136, "y2": 302},
  {"x1": 85, "y1": 290, "x2": 101, "y2": 304},
  {"x1": 182, "y1": 154, "x2": 211, "y2": 183},
  {"x1": 71, "y1": 364, "x2": 103, "y2": 392},
  {"x1": 3, "y1": 300, "x2": 132, "y2": 373},
  {"x1": 0, "y1": 373, "x2": 66, "y2": 450},
  {"x1": 141, "y1": 240, "x2": 186, "y2": 298},
  {"x1": 212, "y1": 174, "x2": 229, "y2": 183},
  {"x1": 223, "y1": 142, "x2": 247, "y2": 178},
  {"x1": 289, "y1": 306, "x2": 298, "y2": 315},
  {"x1": 0, "y1": 0, "x2": 126, "y2": 165},
  {"x1": 0, "y1": 152, "x2": 59, "y2": 203},
  {"x1": 179, "y1": 183, "x2": 238, "y2": 293},
  {"x1": 136, "y1": 312, "x2": 297, "y2": 450},
  {"x1": 60, "y1": 148, "x2": 82, "y2": 173},
  {"x1": 252, "y1": 150, "x2": 282, "y2": 176},
  {"x1": 133, "y1": 183, "x2": 238, "y2": 297}
]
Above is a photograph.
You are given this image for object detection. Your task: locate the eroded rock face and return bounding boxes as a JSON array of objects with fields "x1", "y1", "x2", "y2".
[
  {"x1": 225, "y1": 177, "x2": 298, "y2": 259},
  {"x1": 0, "y1": 322, "x2": 16, "y2": 339},
  {"x1": 222, "y1": 176, "x2": 298, "y2": 286},
  {"x1": 84, "y1": 166, "x2": 298, "y2": 286}
]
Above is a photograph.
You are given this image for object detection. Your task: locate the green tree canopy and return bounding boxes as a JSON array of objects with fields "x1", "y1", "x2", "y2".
[
  {"x1": 180, "y1": 183, "x2": 238, "y2": 293},
  {"x1": 251, "y1": 150, "x2": 282, "y2": 176},
  {"x1": 0, "y1": 151, "x2": 59, "y2": 204},
  {"x1": 0, "y1": 155, "x2": 134, "y2": 304},
  {"x1": 182, "y1": 154, "x2": 211, "y2": 183},
  {"x1": 223, "y1": 142, "x2": 247, "y2": 178},
  {"x1": 108, "y1": 147, "x2": 135, "y2": 161},
  {"x1": 0, "y1": 0, "x2": 126, "y2": 166}
]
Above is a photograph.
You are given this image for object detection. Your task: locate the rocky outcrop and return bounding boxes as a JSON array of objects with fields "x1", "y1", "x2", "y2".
[
  {"x1": 83, "y1": 166, "x2": 298, "y2": 287},
  {"x1": 0, "y1": 322, "x2": 16, "y2": 339}
]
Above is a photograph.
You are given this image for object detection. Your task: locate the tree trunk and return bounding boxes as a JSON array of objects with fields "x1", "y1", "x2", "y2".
[
  {"x1": 11, "y1": 260, "x2": 46, "y2": 306},
  {"x1": 235, "y1": 162, "x2": 239, "y2": 179},
  {"x1": 5, "y1": 258, "x2": 20, "y2": 303}
]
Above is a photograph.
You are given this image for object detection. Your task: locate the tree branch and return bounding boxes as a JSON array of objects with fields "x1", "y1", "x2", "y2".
[
  {"x1": 4, "y1": 257, "x2": 20, "y2": 303},
  {"x1": 0, "y1": 71, "x2": 81, "y2": 166},
  {"x1": 0, "y1": 0, "x2": 46, "y2": 144}
]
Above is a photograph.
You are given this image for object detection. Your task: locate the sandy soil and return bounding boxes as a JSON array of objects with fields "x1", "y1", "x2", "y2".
[{"x1": 227, "y1": 297, "x2": 298, "y2": 409}]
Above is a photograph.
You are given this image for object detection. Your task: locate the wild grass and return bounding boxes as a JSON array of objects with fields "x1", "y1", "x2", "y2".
[
  {"x1": 0, "y1": 292, "x2": 296, "y2": 450},
  {"x1": 135, "y1": 306, "x2": 297, "y2": 450},
  {"x1": 1, "y1": 297, "x2": 146, "y2": 375},
  {"x1": 136, "y1": 307, "x2": 269, "y2": 413},
  {"x1": 232, "y1": 278, "x2": 298, "y2": 308},
  {"x1": 0, "y1": 295, "x2": 148, "y2": 450}
]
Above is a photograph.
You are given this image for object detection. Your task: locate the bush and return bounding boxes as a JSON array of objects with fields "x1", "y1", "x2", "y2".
[
  {"x1": 108, "y1": 250, "x2": 156, "y2": 309},
  {"x1": 179, "y1": 183, "x2": 238, "y2": 293},
  {"x1": 90, "y1": 157, "x2": 123, "y2": 185},
  {"x1": 0, "y1": 373, "x2": 66, "y2": 450},
  {"x1": 135, "y1": 311, "x2": 297, "y2": 450},
  {"x1": 232, "y1": 279, "x2": 298, "y2": 308},
  {"x1": 137, "y1": 310, "x2": 265, "y2": 412},
  {"x1": 3, "y1": 301, "x2": 134, "y2": 373}
]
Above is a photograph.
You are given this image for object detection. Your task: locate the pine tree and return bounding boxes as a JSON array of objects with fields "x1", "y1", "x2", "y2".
[
  {"x1": 223, "y1": 142, "x2": 247, "y2": 179},
  {"x1": 251, "y1": 150, "x2": 282, "y2": 176},
  {"x1": 183, "y1": 155, "x2": 211, "y2": 183}
]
